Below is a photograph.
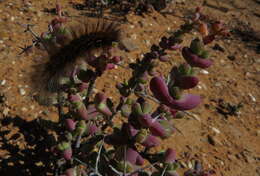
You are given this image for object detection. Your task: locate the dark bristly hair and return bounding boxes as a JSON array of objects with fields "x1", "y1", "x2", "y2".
[{"x1": 35, "y1": 18, "x2": 122, "y2": 105}]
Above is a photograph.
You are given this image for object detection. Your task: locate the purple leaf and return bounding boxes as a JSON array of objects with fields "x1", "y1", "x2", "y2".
[
  {"x1": 149, "y1": 121, "x2": 166, "y2": 137},
  {"x1": 150, "y1": 76, "x2": 201, "y2": 110},
  {"x1": 169, "y1": 94, "x2": 201, "y2": 110},
  {"x1": 141, "y1": 135, "x2": 160, "y2": 148},
  {"x1": 176, "y1": 76, "x2": 199, "y2": 89},
  {"x1": 125, "y1": 148, "x2": 144, "y2": 166},
  {"x1": 182, "y1": 47, "x2": 213, "y2": 68},
  {"x1": 63, "y1": 147, "x2": 72, "y2": 160},
  {"x1": 65, "y1": 119, "x2": 76, "y2": 131},
  {"x1": 150, "y1": 76, "x2": 174, "y2": 106},
  {"x1": 164, "y1": 148, "x2": 176, "y2": 163},
  {"x1": 65, "y1": 168, "x2": 76, "y2": 176},
  {"x1": 138, "y1": 114, "x2": 154, "y2": 128}
]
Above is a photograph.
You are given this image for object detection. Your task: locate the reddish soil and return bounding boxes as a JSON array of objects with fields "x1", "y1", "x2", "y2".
[{"x1": 0, "y1": 0, "x2": 259, "y2": 176}]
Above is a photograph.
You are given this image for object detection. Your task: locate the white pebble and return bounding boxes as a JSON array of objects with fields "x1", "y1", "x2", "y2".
[
  {"x1": 144, "y1": 40, "x2": 150, "y2": 46},
  {"x1": 130, "y1": 58, "x2": 134, "y2": 63},
  {"x1": 93, "y1": 88, "x2": 98, "y2": 93},
  {"x1": 131, "y1": 34, "x2": 137, "y2": 40},
  {"x1": 211, "y1": 127, "x2": 221, "y2": 134},
  {"x1": 197, "y1": 85, "x2": 202, "y2": 89},
  {"x1": 130, "y1": 25, "x2": 134, "y2": 29},
  {"x1": 21, "y1": 107, "x2": 28, "y2": 112},
  {"x1": 19, "y1": 88, "x2": 26, "y2": 95},
  {"x1": 3, "y1": 108, "x2": 9, "y2": 116},
  {"x1": 10, "y1": 16, "x2": 15, "y2": 21},
  {"x1": 12, "y1": 61, "x2": 15, "y2": 65},
  {"x1": 200, "y1": 69, "x2": 209, "y2": 75},
  {"x1": 30, "y1": 105, "x2": 35, "y2": 110},
  {"x1": 114, "y1": 76, "x2": 118, "y2": 79},
  {"x1": 1, "y1": 80, "x2": 6, "y2": 86},
  {"x1": 248, "y1": 93, "x2": 256, "y2": 102},
  {"x1": 0, "y1": 40, "x2": 3, "y2": 44}
]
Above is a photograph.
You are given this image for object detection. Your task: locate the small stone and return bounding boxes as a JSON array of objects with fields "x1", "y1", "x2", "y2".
[
  {"x1": 10, "y1": 16, "x2": 15, "y2": 21},
  {"x1": 19, "y1": 88, "x2": 26, "y2": 95},
  {"x1": 1, "y1": 80, "x2": 6, "y2": 86},
  {"x1": 213, "y1": 44, "x2": 225, "y2": 52},
  {"x1": 3, "y1": 108, "x2": 9, "y2": 116},
  {"x1": 120, "y1": 39, "x2": 139, "y2": 52},
  {"x1": 93, "y1": 88, "x2": 98, "y2": 93},
  {"x1": 21, "y1": 107, "x2": 28, "y2": 112},
  {"x1": 227, "y1": 55, "x2": 236, "y2": 61},
  {"x1": 131, "y1": 34, "x2": 137, "y2": 40},
  {"x1": 211, "y1": 127, "x2": 221, "y2": 134},
  {"x1": 30, "y1": 105, "x2": 35, "y2": 110},
  {"x1": 187, "y1": 161, "x2": 193, "y2": 169},
  {"x1": 0, "y1": 40, "x2": 3, "y2": 44},
  {"x1": 130, "y1": 58, "x2": 134, "y2": 63},
  {"x1": 200, "y1": 69, "x2": 209, "y2": 75},
  {"x1": 215, "y1": 82, "x2": 222, "y2": 87},
  {"x1": 248, "y1": 93, "x2": 256, "y2": 102},
  {"x1": 114, "y1": 76, "x2": 118, "y2": 79},
  {"x1": 207, "y1": 135, "x2": 222, "y2": 146},
  {"x1": 144, "y1": 40, "x2": 150, "y2": 46}
]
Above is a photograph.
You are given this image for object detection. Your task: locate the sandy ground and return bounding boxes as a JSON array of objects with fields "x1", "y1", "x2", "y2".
[{"x1": 0, "y1": 0, "x2": 259, "y2": 175}]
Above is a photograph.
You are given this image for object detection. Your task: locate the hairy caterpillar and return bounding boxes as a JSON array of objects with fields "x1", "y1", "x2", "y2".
[{"x1": 34, "y1": 17, "x2": 123, "y2": 106}]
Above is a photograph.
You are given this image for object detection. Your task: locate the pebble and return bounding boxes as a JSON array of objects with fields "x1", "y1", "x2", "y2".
[
  {"x1": 130, "y1": 58, "x2": 134, "y2": 63},
  {"x1": 130, "y1": 25, "x2": 134, "y2": 29},
  {"x1": 30, "y1": 105, "x2": 35, "y2": 110},
  {"x1": 207, "y1": 135, "x2": 222, "y2": 146},
  {"x1": 21, "y1": 107, "x2": 28, "y2": 112},
  {"x1": 1, "y1": 79, "x2": 6, "y2": 86},
  {"x1": 121, "y1": 38, "x2": 139, "y2": 52},
  {"x1": 131, "y1": 34, "x2": 137, "y2": 40},
  {"x1": 187, "y1": 161, "x2": 193, "y2": 169},
  {"x1": 144, "y1": 40, "x2": 150, "y2": 46},
  {"x1": 3, "y1": 107, "x2": 9, "y2": 116},
  {"x1": 114, "y1": 76, "x2": 118, "y2": 79},
  {"x1": 0, "y1": 40, "x2": 3, "y2": 44},
  {"x1": 200, "y1": 69, "x2": 209, "y2": 75},
  {"x1": 248, "y1": 93, "x2": 256, "y2": 102},
  {"x1": 215, "y1": 82, "x2": 222, "y2": 87},
  {"x1": 19, "y1": 88, "x2": 26, "y2": 96},
  {"x1": 211, "y1": 127, "x2": 221, "y2": 134},
  {"x1": 10, "y1": 16, "x2": 15, "y2": 21},
  {"x1": 93, "y1": 88, "x2": 98, "y2": 93}
]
